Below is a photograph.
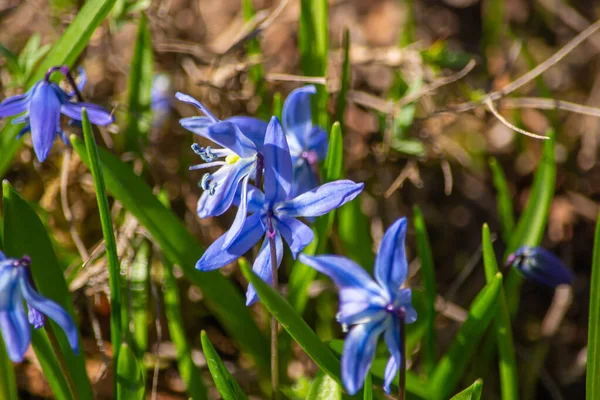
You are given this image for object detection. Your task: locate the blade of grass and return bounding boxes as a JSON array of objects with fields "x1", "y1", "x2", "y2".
[
  {"x1": 242, "y1": 0, "x2": 269, "y2": 120},
  {"x1": 429, "y1": 273, "x2": 502, "y2": 400},
  {"x1": 449, "y1": 379, "x2": 483, "y2": 400},
  {"x1": 337, "y1": 199, "x2": 374, "y2": 271},
  {"x1": 307, "y1": 370, "x2": 342, "y2": 400},
  {"x1": 81, "y1": 109, "x2": 123, "y2": 366},
  {"x1": 335, "y1": 29, "x2": 351, "y2": 127},
  {"x1": 130, "y1": 240, "x2": 150, "y2": 356},
  {"x1": 2, "y1": 181, "x2": 92, "y2": 399},
  {"x1": 0, "y1": 336, "x2": 17, "y2": 400},
  {"x1": 116, "y1": 343, "x2": 145, "y2": 400},
  {"x1": 0, "y1": 0, "x2": 117, "y2": 177},
  {"x1": 70, "y1": 135, "x2": 269, "y2": 373},
  {"x1": 363, "y1": 374, "x2": 372, "y2": 400},
  {"x1": 488, "y1": 158, "x2": 515, "y2": 244},
  {"x1": 482, "y1": 224, "x2": 518, "y2": 400},
  {"x1": 201, "y1": 331, "x2": 248, "y2": 400},
  {"x1": 413, "y1": 206, "x2": 436, "y2": 377},
  {"x1": 587, "y1": 212, "x2": 600, "y2": 400},
  {"x1": 163, "y1": 263, "x2": 208, "y2": 400}
]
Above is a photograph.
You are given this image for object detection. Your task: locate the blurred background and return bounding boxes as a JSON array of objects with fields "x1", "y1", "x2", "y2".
[{"x1": 1, "y1": 0, "x2": 599, "y2": 398}]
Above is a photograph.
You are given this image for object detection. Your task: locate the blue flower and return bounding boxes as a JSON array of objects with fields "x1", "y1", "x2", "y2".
[
  {"x1": 506, "y1": 246, "x2": 574, "y2": 288},
  {"x1": 177, "y1": 92, "x2": 267, "y2": 220},
  {"x1": 196, "y1": 116, "x2": 363, "y2": 305},
  {"x1": 0, "y1": 65, "x2": 113, "y2": 162},
  {"x1": 282, "y1": 85, "x2": 328, "y2": 197},
  {"x1": 0, "y1": 252, "x2": 79, "y2": 362},
  {"x1": 151, "y1": 73, "x2": 172, "y2": 128},
  {"x1": 299, "y1": 217, "x2": 417, "y2": 395}
]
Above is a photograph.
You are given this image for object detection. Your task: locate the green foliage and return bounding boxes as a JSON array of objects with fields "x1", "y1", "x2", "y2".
[
  {"x1": 129, "y1": 240, "x2": 150, "y2": 356},
  {"x1": 0, "y1": 34, "x2": 51, "y2": 87},
  {"x1": 338, "y1": 199, "x2": 374, "y2": 271},
  {"x1": 201, "y1": 331, "x2": 248, "y2": 400},
  {"x1": 336, "y1": 29, "x2": 351, "y2": 127},
  {"x1": 116, "y1": 343, "x2": 145, "y2": 400},
  {"x1": 0, "y1": 0, "x2": 117, "y2": 177},
  {"x1": 0, "y1": 336, "x2": 17, "y2": 400},
  {"x1": 488, "y1": 158, "x2": 515, "y2": 243},
  {"x1": 306, "y1": 371, "x2": 342, "y2": 400},
  {"x1": 450, "y1": 379, "x2": 483, "y2": 400},
  {"x1": 2, "y1": 181, "x2": 92, "y2": 399},
  {"x1": 70, "y1": 136, "x2": 270, "y2": 373},
  {"x1": 81, "y1": 109, "x2": 123, "y2": 365},
  {"x1": 587, "y1": 212, "x2": 600, "y2": 400}
]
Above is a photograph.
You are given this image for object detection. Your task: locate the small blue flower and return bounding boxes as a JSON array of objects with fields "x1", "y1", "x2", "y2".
[
  {"x1": 151, "y1": 73, "x2": 172, "y2": 128},
  {"x1": 507, "y1": 246, "x2": 574, "y2": 288},
  {"x1": 0, "y1": 252, "x2": 79, "y2": 362},
  {"x1": 0, "y1": 65, "x2": 113, "y2": 162},
  {"x1": 177, "y1": 92, "x2": 268, "y2": 220},
  {"x1": 282, "y1": 85, "x2": 328, "y2": 197},
  {"x1": 196, "y1": 116, "x2": 363, "y2": 305},
  {"x1": 299, "y1": 217, "x2": 417, "y2": 395}
]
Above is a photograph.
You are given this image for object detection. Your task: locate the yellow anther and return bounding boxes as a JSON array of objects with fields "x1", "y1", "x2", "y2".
[{"x1": 225, "y1": 154, "x2": 240, "y2": 164}]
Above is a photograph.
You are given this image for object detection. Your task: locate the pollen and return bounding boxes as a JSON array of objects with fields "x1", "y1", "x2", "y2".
[{"x1": 225, "y1": 154, "x2": 240, "y2": 164}]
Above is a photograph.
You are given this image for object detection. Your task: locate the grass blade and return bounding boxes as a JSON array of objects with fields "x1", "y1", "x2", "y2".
[
  {"x1": 201, "y1": 331, "x2": 248, "y2": 400},
  {"x1": 81, "y1": 109, "x2": 123, "y2": 365},
  {"x1": 124, "y1": 14, "x2": 153, "y2": 152},
  {"x1": 449, "y1": 379, "x2": 483, "y2": 400},
  {"x1": 130, "y1": 240, "x2": 150, "y2": 356},
  {"x1": 587, "y1": 212, "x2": 600, "y2": 400},
  {"x1": 337, "y1": 199, "x2": 374, "y2": 271},
  {"x1": 413, "y1": 206, "x2": 436, "y2": 377},
  {"x1": 306, "y1": 370, "x2": 342, "y2": 400},
  {"x1": 482, "y1": 224, "x2": 518, "y2": 400},
  {"x1": 0, "y1": 0, "x2": 117, "y2": 177},
  {"x1": 429, "y1": 273, "x2": 502, "y2": 400},
  {"x1": 362, "y1": 374, "x2": 372, "y2": 400},
  {"x1": 2, "y1": 181, "x2": 92, "y2": 399},
  {"x1": 116, "y1": 343, "x2": 145, "y2": 400},
  {"x1": 0, "y1": 336, "x2": 17, "y2": 400},
  {"x1": 70, "y1": 136, "x2": 269, "y2": 373},
  {"x1": 488, "y1": 158, "x2": 515, "y2": 243},
  {"x1": 242, "y1": 0, "x2": 269, "y2": 120},
  {"x1": 335, "y1": 29, "x2": 351, "y2": 126},
  {"x1": 163, "y1": 263, "x2": 208, "y2": 399}
]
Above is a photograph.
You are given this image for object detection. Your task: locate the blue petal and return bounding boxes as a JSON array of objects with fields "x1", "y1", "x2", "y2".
[
  {"x1": 28, "y1": 82, "x2": 61, "y2": 162},
  {"x1": 18, "y1": 269, "x2": 79, "y2": 355},
  {"x1": 233, "y1": 184, "x2": 265, "y2": 214},
  {"x1": 227, "y1": 116, "x2": 267, "y2": 150},
  {"x1": 246, "y1": 233, "x2": 284, "y2": 305},
  {"x1": 274, "y1": 214, "x2": 313, "y2": 259},
  {"x1": 196, "y1": 213, "x2": 265, "y2": 271},
  {"x1": 282, "y1": 85, "x2": 316, "y2": 149},
  {"x1": 341, "y1": 319, "x2": 387, "y2": 395},
  {"x1": 308, "y1": 126, "x2": 328, "y2": 161},
  {"x1": 291, "y1": 159, "x2": 318, "y2": 198},
  {"x1": 28, "y1": 306, "x2": 45, "y2": 329},
  {"x1": 375, "y1": 218, "x2": 408, "y2": 294},
  {"x1": 182, "y1": 119, "x2": 257, "y2": 158},
  {"x1": 0, "y1": 271, "x2": 30, "y2": 362},
  {"x1": 60, "y1": 102, "x2": 114, "y2": 125},
  {"x1": 263, "y1": 117, "x2": 293, "y2": 205},
  {"x1": 176, "y1": 92, "x2": 219, "y2": 123},
  {"x1": 278, "y1": 180, "x2": 364, "y2": 218},
  {"x1": 298, "y1": 254, "x2": 381, "y2": 293},
  {"x1": 383, "y1": 318, "x2": 401, "y2": 394},
  {"x1": 0, "y1": 93, "x2": 29, "y2": 118},
  {"x1": 509, "y1": 246, "x2": 574, "y2": 288},
  {"x1": 223, "y1": 173, "x2": 252, "y2": 248},
  {"x1": 336, "y1": 288, "x2": 388, "y2": 326},
  {"x1": 0, "y1": 251, "x2": 6, "y2": 261},
  {"x1": 0, "y1": 267, "x2": 18, "y2": 311}
]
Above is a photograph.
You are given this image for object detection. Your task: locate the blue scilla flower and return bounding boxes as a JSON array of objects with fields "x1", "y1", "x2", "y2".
[
  {"x1": 282, "y1": 85, "x2": 328, "y2": 197},
  {"x1": 151, "y1": 73, "x2": 172, "y2": 128},
  {"x1": 177, "y1": 92, "x2": 267, "y2": 220},
  {"x1": 196, "y1": 116, "x2": 363, "y2": 305},
  {"x1": 0, "y1": 252, "x2": 79, "y2": 362},
  {"x1": 506, "y1": 246, "x2": 574, "y2": 288},
  {"x1": 299, "y1": 217, "x2": 417, "y2": 395},
  {"x1": 0, "y1": 65, "x2": 113, "y2": 162}
]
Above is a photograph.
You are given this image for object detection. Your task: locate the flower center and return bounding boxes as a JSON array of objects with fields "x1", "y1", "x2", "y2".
[
  {"x1": 225, "y1": 154, "x2": 240, "y2": 165},
  {"x1": 12, "y1": 255, "x2": 31, "y2": 269},
  {"x1": 385, "y1": 304, "x2": 406, "y2": 319}
]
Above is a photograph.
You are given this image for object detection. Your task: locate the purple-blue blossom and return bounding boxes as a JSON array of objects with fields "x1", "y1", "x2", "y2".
[
  {"x1": 177, "y1": 92, "x2": 267, "y2": 220},
  {"x1": 0, "y1": 65, "x2": 113, "y2": 162},
  {"x1": 195, "y1": 116, "x2": 363, "y2": 305},
  {"x1": 299, "y1": 217, "x2": 417, "y2": 395},
  {"x1": 282, "y1": 85, "x2": 328, "y2": 197},
  {"x1": 0, "y1": 252, "x2": 79, "y2": 362},
  {"x1": 506, "y1": 246, "x2": 574, "y2": 288}
]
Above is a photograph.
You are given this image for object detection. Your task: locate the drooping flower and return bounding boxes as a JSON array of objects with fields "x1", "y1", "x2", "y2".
[
  {"x1": 0, "y1": 65, "x2": 113, "y2": 162},
  {"x1": 0, "y1": 252, "x2": 79, "y2": 362},
  {"x1": 177, "y1": 92, "x2": 267, "y2": 220},
  {"x1": 196, "y1": 116, "x2": 363, "y2": 305},
  {"x1": 506, "y1": 246, "x2": 574, "y2": 288},
  {"x1": 299, "y1": 217, "x2": 417, "y2": 394},
  {"x1": 282, "y1": 85, "x2": 328, "y2": 197}
]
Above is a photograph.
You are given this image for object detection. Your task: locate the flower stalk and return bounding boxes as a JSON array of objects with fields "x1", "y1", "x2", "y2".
[
  {"x1": 399, "y1": 311, "x2": 406, "y2": 400},
  {"x1": 45, "y1": 321, "x2": 79, "y2": 400},
  {"x1": 267, "y1": 219, "x2": 280, "y2": 399}
]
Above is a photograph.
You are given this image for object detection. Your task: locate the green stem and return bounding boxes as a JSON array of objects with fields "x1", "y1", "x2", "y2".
[{"x1": 46, "y1": 323, "x2": 78, "y2": 400}]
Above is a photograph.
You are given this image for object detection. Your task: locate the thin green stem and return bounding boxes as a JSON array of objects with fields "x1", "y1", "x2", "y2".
[
  {"x1": 268, "y1": 226, "x2": 279, "y2": 400},
  {"x1": 45, "y1": 323, "x2": 78, "y2": 400},
  {"x1": 399, "y1": 317, "x2": 406, "y2": 400}
]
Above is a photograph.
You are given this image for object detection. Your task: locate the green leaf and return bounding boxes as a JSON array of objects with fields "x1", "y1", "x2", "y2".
[
  {"x1": 70, "y1": 136, "x2": 269, "y2": 373},
  {"x1": 299, "y1": 0, "x2": 329, "y2": 128},
  {"x1": 116, "y1": 343, "x2": 145, "y2": 400},
  {"x1": 273, "y1": 92, "x2": 283, "y2": 121},
  {"x1": 306, "y1": 370, "x2": 342, "y2": 400},
  {"x1": 124, "y1": 14, "x2": 153, "y2": 152},
  {"x1": 130, "y1": 240, "x2": 150, "y2": 355},
  {"x1": 413, "y1": 206, "x2": 436, "y2": 376},
  {"x1": 0, "y1": 337, "x2": 17, "y2": 400},
  {"x1": 242, "y1": 0, "x2": 269, "y2": 120},
  {"x1": 335, "y1": 29, "x2": 351, "y2": 126},
  {"x1": 482, "y1": 224, "x2": 518, "y2": 400},
  {"x1": 587, "y1": 212, "x2": 600, "y2": 400},
  {"x1": 482, "y1": 0, "x2": 506, "y2": 53},
  {"x1": 488, "y1": 158, "x2": 515, "y2": 243},
  {"x1": 201, "y1": 331, "x2": 248, "y2": 400},
  {"x1": 0, "y1": 0, "x2": 117, "y2": 177},
  {"x1": 338, "y1": 199, "x2": 374, "y2": 271},
  {"x1": 239, "y1": 260, "x2": 342, "y2": 386},
  {"x1": 2, "y1": 181, "x2": 92, "y2": 399},
  {"x1": 505, "y1": 128, "x2": 556, "y2": 314},
  {"x1": 0, "y1": 45, "x2": 22, "y2": 80},
  {"x1": 163, "y1": 263, "x2": 208, "y2": 399},
  {"x1": 362, "y1": 374, "x2": 372, "y2": 400},
  {"x1": 429, "y1": 273, "x2": 502, "y2": 400},
  {"x1": 81, "y1": 109, "x2": 123, "y2": 364},
  {"x1": 449, "y1": 379, "x2": 483, "y2": 400}
]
